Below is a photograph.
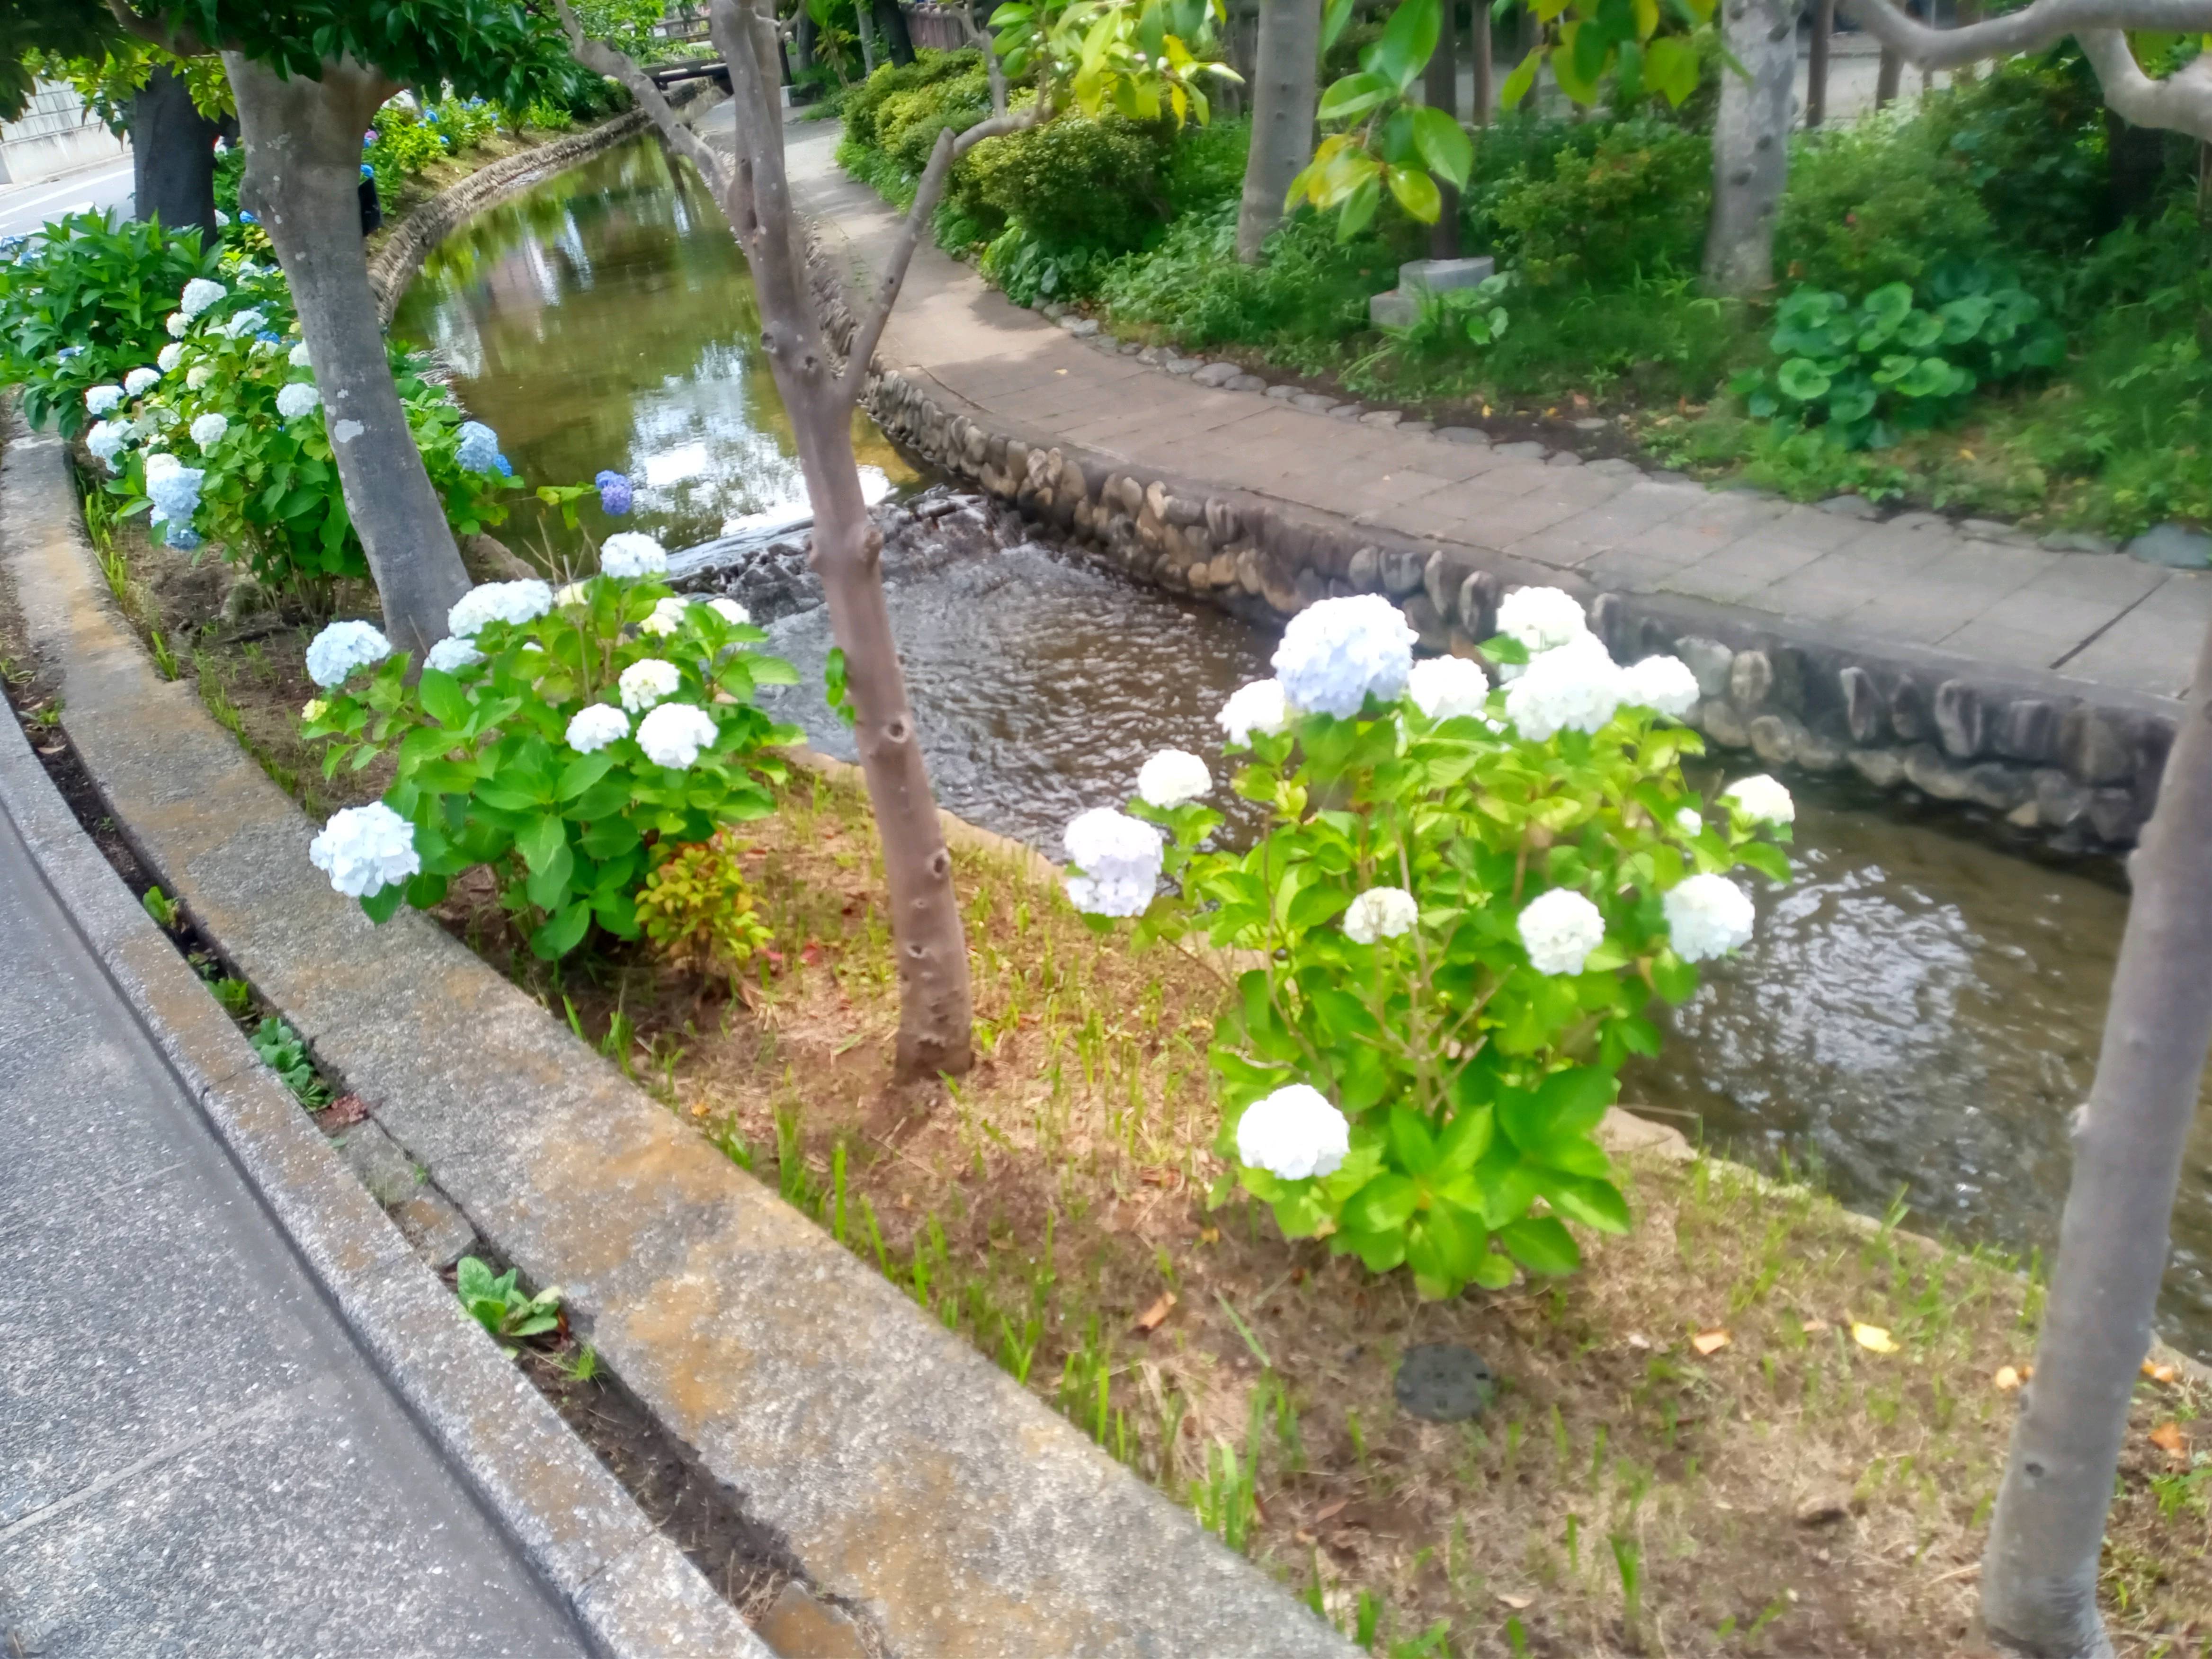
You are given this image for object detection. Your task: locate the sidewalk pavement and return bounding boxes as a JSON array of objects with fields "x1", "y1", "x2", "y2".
[
  {"x1": 0, "y1": 767, "x2": 595, "y2": 1654},
  {"x1": 769, "y1": 114, "x2": 2207, "y2": 705},
  {"x1": 0, "y1": 153, "x2": 133, "y2": 240}
]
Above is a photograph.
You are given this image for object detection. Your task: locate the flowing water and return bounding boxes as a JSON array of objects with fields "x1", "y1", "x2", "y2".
[{"x1": 396, "y1": 133, "x2": 2212, "y2": 1356}]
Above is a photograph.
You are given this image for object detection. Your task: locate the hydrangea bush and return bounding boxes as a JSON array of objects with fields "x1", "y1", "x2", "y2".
[
  {"x1": 85, "y1": 265, "x2": 521, "y2": 602},
  {"x1": 1063, "y1": 588, "x2": 1794, "y2": 1299},
  {"x1": 298, "y1": 534, "x2": 802, "y2": 960}
]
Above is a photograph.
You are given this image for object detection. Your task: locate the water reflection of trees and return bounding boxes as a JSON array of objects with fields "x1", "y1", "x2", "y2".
[{"x1": 392, "y1": 135, "x2": 910, "y2": 562}]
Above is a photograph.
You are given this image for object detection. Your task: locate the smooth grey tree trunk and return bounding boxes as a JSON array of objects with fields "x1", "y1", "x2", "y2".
[
  {"x1": 224, "y1": 53, "x2": 472, "y2": 655},
  {"x1": 1472, "y1": 0, "x2": 1493, "y2": 124},
  {"x1": 562, "y1": 0, "x2": 981, "y2": 1081},
  {"x1": 1980, "y1": 630, "x2": 2212, "y2": 1656},
  {"x1": 130, "y1": 65, "x2": 219, "y2": 240},
  {"x1": 1703, "y1": 0, "x2": 1800, "y2": 294},
  {"x1": 1236, "y1": 0, "x2": 1321, "y2": 262},
  {"x1": 1875, "y1": 43, "x2": 1902, "y2": 105},
  {"x1": 856, "y1": 0, "x2": 879, "y2": 74}
]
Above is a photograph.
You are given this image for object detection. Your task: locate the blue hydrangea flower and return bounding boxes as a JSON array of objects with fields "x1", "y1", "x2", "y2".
[
  {"x1": 163, "y1": 523, "x2": 202, "y2": 552},
  {"x1": 1271, "y1": 594, "x2": 1418, "y2": 720},
  {"x1": 255, "y1": 328, "x2": 280, "y2": 344},
  {"x1": 240, "y1": 210, "x2": 259, "y2": 225},
  {"x1": 456, "y1": 420, "x2": 507, "y2": 476},
  {"x1": 360, "y1": 162, "x2": 375, "y2": 179},
  {"x1": 594, "y1": 470, "x2": 634, "y2": 515}
]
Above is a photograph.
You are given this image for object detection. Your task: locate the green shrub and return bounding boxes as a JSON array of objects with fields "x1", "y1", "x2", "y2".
[
  {"x1": 0, "y1": 213, "x2": 223, "y2": 435},
  {"x1": 1481, "y1": 118, "x2": 1709, "y2": 289},
  {"x1": 636, "y1": 829, "x2": 775, "y2": 975},
  {"x1": 1101, "y1": 203, "x2": 1402, "y2": 350},
  {"x1": 1161, "y1": 116, "x2": 1249, "y2": 215},
  {"x1": 953, "y1": 113, "x2": 1172, "y2": 253},
  {"x1": 1775, "y1": 106, "x2": 1995, "y2": 292},
  {"x1": 841, "y1": 47, "x2": 985, "y2": 148}
]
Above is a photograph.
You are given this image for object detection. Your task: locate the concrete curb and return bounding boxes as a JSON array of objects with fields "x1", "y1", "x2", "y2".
[
  {"x1": 0, "y1": 437, "x2": 767, "y2": 1658},
  {"x1": 3, "y1": 429, "x2": 1359, "y2": 1656}
]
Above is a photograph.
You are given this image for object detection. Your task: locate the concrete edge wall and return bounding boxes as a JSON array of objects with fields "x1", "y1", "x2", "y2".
[
  {"x1": 0, "y1": 428, "x2": 768, "y2": 1659},
  {"x1": 802, "y1": 238, "x2": 2175, "y2": 854},
  {"x1": 1, "y1": 410, "x2": 1360, "y2": 1659}
]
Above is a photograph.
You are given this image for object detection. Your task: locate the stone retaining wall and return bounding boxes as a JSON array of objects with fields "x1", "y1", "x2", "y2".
[{"x1": 807, "y1": 241, "x2": 2176, "y2": 852}]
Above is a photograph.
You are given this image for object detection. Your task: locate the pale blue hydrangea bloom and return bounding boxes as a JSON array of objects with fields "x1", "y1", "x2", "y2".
[
  {"x1": 1271, "y1": 594, "x2": 1417, "y2": 719},
  {"x1": 304, "y1": 620, "x2": 393, "y2": 688}
]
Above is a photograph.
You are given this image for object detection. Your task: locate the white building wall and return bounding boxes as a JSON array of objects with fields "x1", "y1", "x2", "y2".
[{"x1": 0, "y1": 81, "x2": 127, "y2": 187}]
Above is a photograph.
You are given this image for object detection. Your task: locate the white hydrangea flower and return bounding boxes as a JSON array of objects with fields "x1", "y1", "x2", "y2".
[
  {"x1": 308, "y1": 802, "x2": 421, "y2": 899},
  {"x1": 188, "y1": 412, "x2": 228, "y2": 451},
  {"x1": 1136, "y1": 749, "x2": 1210, "y2": 808},
  {"x1": 123, "y1": 366, "x2": 160, "y2": 396},
  {"x1": 187, "y1": 364, "x2": 216, "y2": 392},
  {"x1": 1235, "y1": 1083, "x2": 1350, "y2": 1181},
  {"x1": 1722, "y1": 773, "x2": 1795, "y2": 826},
  {"x1": 85, "y1": 420, "x2": 129, "y2": 470},
  {"x1": 85, "y1": 384, "x2": 124, "y2": 416},
  {"x1": 447, "y1": 579, "x2": 552, "y2": 640},
  {"x1": 1495, "y1": 585, "x2": 1589, "y2": 655},
  {"x1": 1504, "y1": 633, "x2": 1623, "y2": 742},
  {"x1": 565, "y1": 703, "x2": 630, "y2": 753},
  {"x1": 179, "y1": 277, "x2": 226, "y2": 318},
  {"x1": 1621, "y1": 655, "x2": 1700, "y2": 718},
  {"x1": 618, "y1": 657, "x2": 681, "y2": 713},
  {"x1": 599, "y1": 531, "x2": 669, "y2": 579},
  {"x1": 1676, "y1": 807, "x2": 1704, "y2": 837},
  {"x1": 157, "y1": 342, "x2": 183, "y2": 373},
  {"x1": 1062, "y1": 806, "x2": 1163, "y2": 918},
  {"x1": 639, "y1": 595, "x2": 689, "y2": 637},
  {"x1": 303, "y1": 619, "x2": 393, "y2": 688},
  {"x1": 164, "y1": 311, "x2": 188, "y2": 339},
  {"x1": 219, "y1": 307, "x2": 266, "y2": 339},
  {"x1": 1407, "y1": 655, "x2": 1490, "y2": 720},
  {"x1": 250, "y1": 336, "x2": 280, "y2": 357},
  {"x1": 1344, "y1": 885, "x2": 1418, "y2": 944},
  {"x1": 554, "y1": 580, "x2": 590, "y2": 607},
  {"x1": 424, "y1": 636, "x2": 484, "y2": 674},
  {"x1": 1217, "y1": 678, "x2": 1289, "y2": 747},
  {"x1": 1517, "y1": 887, "x2": 1606, "y2": 977},
  {"x1": 275, "y1": 381, "x2": 320, "y2": 419},
  {"x1": 705, "y1": 597, "x2": 750, "y2": 625},
  {"x1": 636, "y1": 702, "x2": 719, "y2": 769},
  {"x1": 1272, "y1": 593, "x2": 1417, "y2": 719},
  {"x1": 1663, "y1": 873, "x2": 1756, "y2": 962},
  {"x1": 289, "y1": 341, "x2": 313, "y2": 369}
]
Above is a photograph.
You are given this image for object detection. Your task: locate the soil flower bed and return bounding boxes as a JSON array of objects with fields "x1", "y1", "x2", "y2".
[{"x1": 36, "y1": 445, "x2": 2212, "y2": 1659}]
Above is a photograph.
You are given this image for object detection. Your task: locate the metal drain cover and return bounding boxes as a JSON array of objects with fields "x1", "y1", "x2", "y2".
[{"x1": 1394, "y1": 1343, "x2": 1496, "y2": 1422}]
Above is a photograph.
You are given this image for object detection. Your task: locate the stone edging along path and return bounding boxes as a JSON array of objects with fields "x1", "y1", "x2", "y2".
[
  {"x1": 0, "y1": 427, "x2": 1361, "y2": 1659},
  {"x1": 774, "y1": 118, "x2": 2195, "y2": 854},
  {"x1": 0, "y1": 447, "x2": 765, "y2": 1656}
]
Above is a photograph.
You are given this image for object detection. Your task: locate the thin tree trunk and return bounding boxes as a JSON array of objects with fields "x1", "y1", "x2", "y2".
[
  {"x1": 856, "y1": 0, "x2": 879, "y2": 75},
  {"x1": 794, "y1": 2, "x2": 815, "y2": 78},
  {"x1": 1424, "y1": 0, "x2": 1460, "y2": 258},
  {"x1": 562, "y1": 0, "x2": 977, "y2": 1080},
  {"x1": 1236, "y1": 0, "x2": 1322, "y2": 262},
  {"x1": 1703, "y1": 0, "x2": 1800, "y2": 294},
  {"x1": 130, "y1": 64, "x2": 219, "y2": 239},
  {"x1": 1875, "y1": 43, "x2": 1902, "y2": 105},
  {"x1": 875, "y1": 0, "x2": 917, "y2": 65},
  {"x1": 1472, "y1": 0, "x2": 1493, "y2": 124},
  {"x1": 1805, "y1": 0, "x2": 1833, "y2": 127},
  {"x1": 1980, "y1": 618, "x2": 2212, "y2": 1659},
  {"x1": 223, "y1": 53, "x2": 471, "y2": 657}
]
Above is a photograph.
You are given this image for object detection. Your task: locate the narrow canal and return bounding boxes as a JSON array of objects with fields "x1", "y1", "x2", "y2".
[{"x1": 394, "y1": 132, "x2": 2212, "y2": 1355}]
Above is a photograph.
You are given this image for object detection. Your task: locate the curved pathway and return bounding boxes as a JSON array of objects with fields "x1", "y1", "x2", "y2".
[{"x1": 769, "y1": 110, "x2": 2207, "y2": 705}]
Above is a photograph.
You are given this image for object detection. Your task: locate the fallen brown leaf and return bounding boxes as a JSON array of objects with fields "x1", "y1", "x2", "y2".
[
  {"x1": 1993, "y1": 1366, "x2": 2022, "y2": 1392},
  {"x1": 2151, "y1": 1421, "x2": 2188, "y2": 1455},
  {"x1": 1495, "y1": 1593, "x2": 1532, "y2": 1611},
  {"x1": 2143, "y1": 1358, "x2": 2179, "y2": 1384},
  {"x1": 1133, "y1": 1291, "x2": 1177, "y2": 1335},
  {"x1": 321, "y1": 1092, "x2": 368, "y2": 1130},
  {"x1": 1312, "y1": 1497, "x2": 1348, "y2": 1524},
  {"x1": 1802, "y1": 1318, "x2": 1831, "y2": 1334},
  {"x1": 1692, "y1": 1328, "x2": 1731, "y2": 1356},
  {"x1": 1852, "y1": 1322, "x2": 1899, "y2": 1355}
]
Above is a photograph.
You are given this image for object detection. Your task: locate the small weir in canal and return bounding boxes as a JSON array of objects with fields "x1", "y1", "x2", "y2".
[{"x1": 395, "y1": 131, "x2": 2212, "y2": 1354}]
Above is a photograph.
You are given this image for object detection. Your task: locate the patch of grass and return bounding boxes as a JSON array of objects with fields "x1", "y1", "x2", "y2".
[{"x1": 546, "y1": 767, "x2": 2212, "y2": 1658}]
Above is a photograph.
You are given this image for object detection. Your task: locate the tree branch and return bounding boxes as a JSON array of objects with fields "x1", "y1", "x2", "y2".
[
  {"x1": 105, "y1": 0, "x2": 206, "y2": 57},
  {"x1": 2078, "y1": 29, "x2": 2212, "y2": 141},
  {"x1": 836, "y1": 101, "x2": 1045, "y2": 402},
  {"x1": 551, "y1": 0, "x2": 731, "y2": 194},
  {"x1": 1842, "y1": 0, "x2": 2212, "y2": 69}
]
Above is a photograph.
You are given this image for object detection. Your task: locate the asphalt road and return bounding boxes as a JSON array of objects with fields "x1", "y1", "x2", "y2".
[{"x1": 0, "y1": 156, "x2": 135, "y2": 240}]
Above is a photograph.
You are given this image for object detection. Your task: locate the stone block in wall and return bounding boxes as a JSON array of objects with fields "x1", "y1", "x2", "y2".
[
  {"x1": 1677, "y1": 637, "x2": 1733, "y2": 701},
  {"x1": 1380, "y1": 547, "x2": 1427, "y2": 597},
  {"x1": 2091, "y1": 788, "x2": 2144, "y2": 844},
  {"x1": 1699, "y1": 699, "x2": 1750, "y2": 749},
  {"x1": 1996, "y1": 697, "x2": 2059, "y2": 765},
  {"x1": 1403, "y1": 594, "x2": 1451, "y2": 651},
  {"x1": 1964, "y1": 762, "x2": 2031, "y2": 812},
  {"x1": 2034, "y1": 767, "x2": 2091, "y2": 831},
  {"x1": 1423, "y1": 551, "x2": 1457, "y2": 623},
  {"x1": 1237, "y1": 547, "x2": 1264, "y2": 597},
  {"x1": 1839, "y1": 665, "x2": 1884, "y2": 744},
  {"x1": 1767, "y1": 646, "x2": 1808, "y2": 715},
  {"x1": 2058, "y1": 705, "x2": 2133, "y2": 785},
  {"x1": 1728, "y1": 649, "x2": 1773, "y2": 711},
  {"x1": 1889, "y1": 678, "x2": 1929, "y2": 742},
  {"x1": 1795, "y1": 729, "x2": 1846, "y2": 772},
  {"x1": 1850, "y1": 748, "x2": 1907, "y2": 788},
  {"x1": 1293, "y1": 567, "x2": 1327, "y2": 608},
  {"x1": 1903, "y1": 744, "x2": 1972, "y2": 801},
  {"x1": 1748, "y1": 713, "x2": 1806, "y2": 767},
  {"x1": 1348, "y1": 545, "x2": 1381, "y2": 593},
  {"x1": 1165, "y1": 493, "x2": 1206, "y2": 529},
  {"x1": 1935, "y1": 680, "x2": 1984, "y2": 759},
  {"x1": 1206, "y1": 500, "x2": 1241, "y2": 545},
  {"x1": 1457, "y1": 571, "x2": 1498, "y2": 642}
]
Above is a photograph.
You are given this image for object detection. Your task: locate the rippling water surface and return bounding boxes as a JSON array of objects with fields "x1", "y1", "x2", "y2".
[{"x1": 397, "y1": 134, "x2": 2212, "y2": 1355}]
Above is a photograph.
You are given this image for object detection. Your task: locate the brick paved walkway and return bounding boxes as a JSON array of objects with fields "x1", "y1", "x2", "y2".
[{"x1": 767, "y1": 114, "x2": 2208, "y2": 704}]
